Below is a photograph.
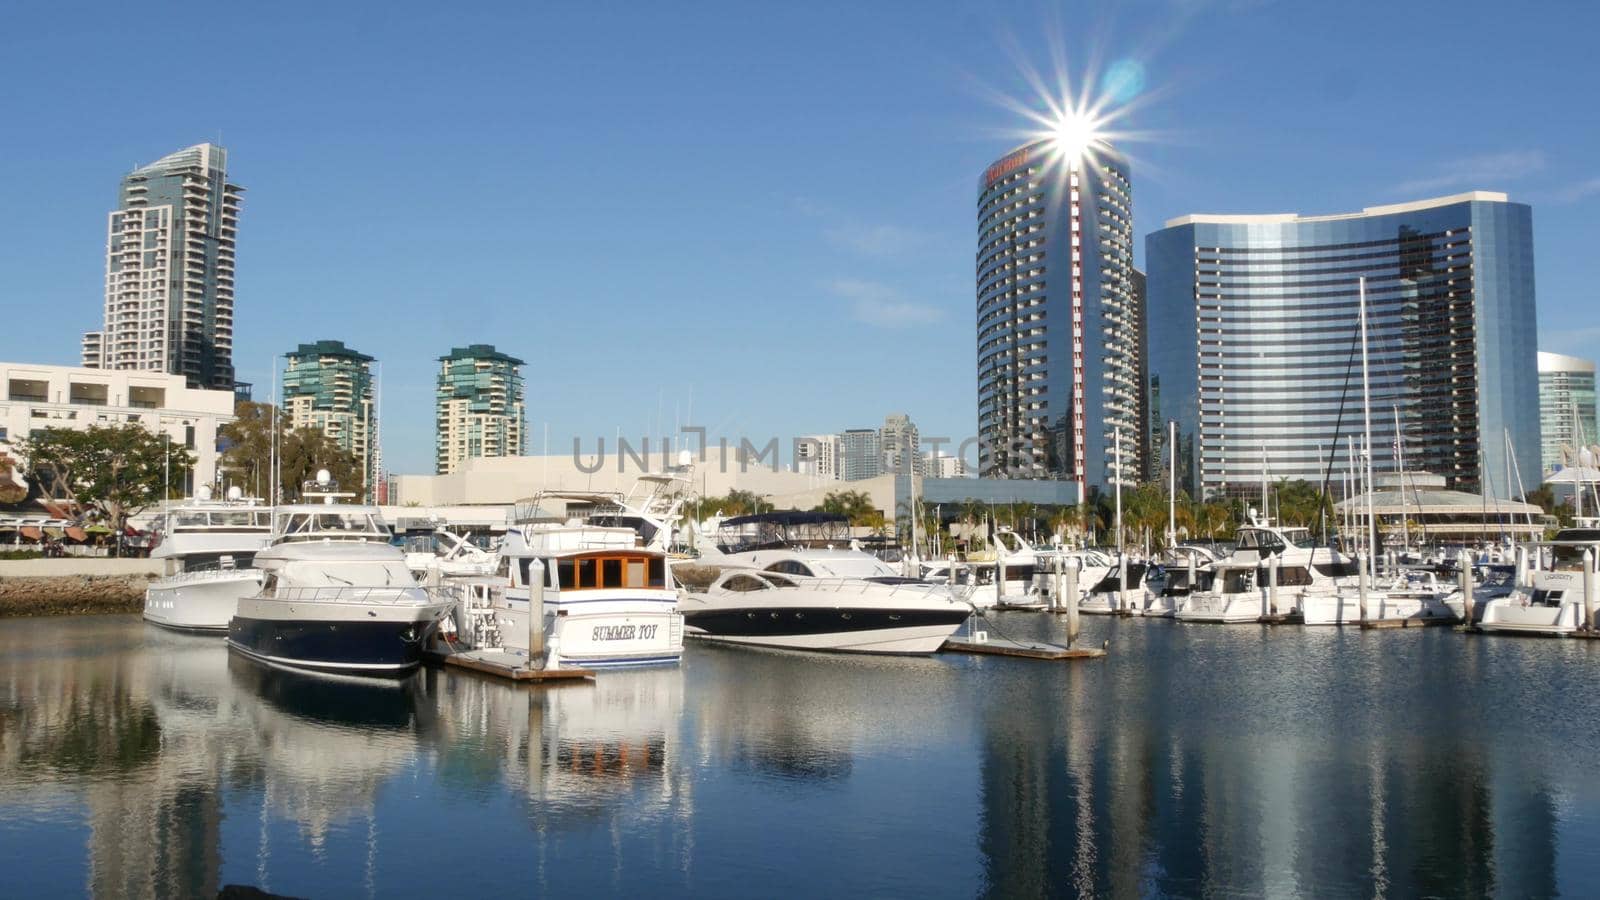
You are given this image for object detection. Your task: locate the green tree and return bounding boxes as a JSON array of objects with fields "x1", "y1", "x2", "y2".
[
  {"x1": 817, "y1": 489, "x2": 877, "y2": 525},
  {"x1": 218, "y1": 401, "x2": 363, "y2": 502},
  {"x1": 17, "y1": 425, "x2": 194, "y2": 552}
]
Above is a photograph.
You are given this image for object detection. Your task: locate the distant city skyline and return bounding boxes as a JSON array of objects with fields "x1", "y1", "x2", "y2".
[{"x1": 3, "y1": 2, "x2": 1598, "y2": 475}]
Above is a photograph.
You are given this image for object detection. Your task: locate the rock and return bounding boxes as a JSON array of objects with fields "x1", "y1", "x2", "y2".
[{"x1": 0, "y1": 574, "x2": 152, "y2": 617}]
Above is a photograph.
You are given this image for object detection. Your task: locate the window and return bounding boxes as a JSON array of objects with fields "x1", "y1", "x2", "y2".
[
  {"x1": 576, "y1": 557, "x2": 596, "y2": 589},
  {"x1": 764, "y1": 560, "x2": 814, "y2": 577},
  {"x1": 602, "y1": 558, "x2": 623, "y2": 588},
  {"x1": 722, "y1": 574, "x2": 769, "y2": 592}
]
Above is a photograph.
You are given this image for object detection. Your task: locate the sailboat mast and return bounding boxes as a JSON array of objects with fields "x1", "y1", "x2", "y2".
[
  {"x1": 1394, "y1": 405, "x2": 1408, "y2": 550},
  {"x1": 1168, "y1": 420, "x2": 1177, "y2": 548},
  {"x1": 1115, "y1": 427, "x2": 1123, "y2": 555},
  {"x1": 1358, "y1": 277, "x2": 1377, "y2": 573}
]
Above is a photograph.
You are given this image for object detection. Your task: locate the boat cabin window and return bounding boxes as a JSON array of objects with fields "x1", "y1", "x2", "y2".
[
  {"x1": 513, "y1": 558, "x2": 556, "y2": 588},
  {"x1": 722, "y1": 574, "x2": 770, "y2": 592},
  {"x1": 260, "y1": 574, "x2": 277, "y2": 597},
  {"x1": 1220, "y1": 568, "x2": 1255, "y2": 594},
  {"x1": 1272, "y1": 566, "x2": 1313, "y2": 587},
  {"x1": 497, "y1": 556, "x2": 511, "y2": 579},
  {"x1": 1551, "y1": 543, "x2": 1598, "y2": 571},
  {"x1": 556, "y1": 553, "x2": 666, "y2": 590},
  {"x1": 275, "y1": 510, "x2": 387, "y2": 541},
  {"x1": 765, "y1": 560, "x2": 814, "y2": 577},
  {"x1": 762, "y1": 573, "x2": 797, "y2": 588}
]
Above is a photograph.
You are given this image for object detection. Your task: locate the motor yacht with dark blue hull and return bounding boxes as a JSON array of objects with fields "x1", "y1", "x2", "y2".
[{"x1": 226, "y1": 485, "x2": 450, "y2": 677}]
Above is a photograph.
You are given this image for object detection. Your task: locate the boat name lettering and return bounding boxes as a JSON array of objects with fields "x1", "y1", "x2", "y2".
[{"x1": 592, "y1": 624, "x2": 658, "y2": 642}]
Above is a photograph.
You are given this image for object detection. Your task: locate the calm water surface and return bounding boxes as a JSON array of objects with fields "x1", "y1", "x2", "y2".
[{"x1": 3, "y1": 613, "x2": 1598, "y2": 898}]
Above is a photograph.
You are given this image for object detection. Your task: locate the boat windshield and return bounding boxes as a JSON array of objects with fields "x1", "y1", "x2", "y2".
[
  {"x1": 1551, "y1": 541, "x2": 1600, "y2": 571},
  {"x1": 716, "y1": 512, "x2": 850, "y2": 554},
  {"x1": 274, "y1": 509, "x2": 389, "y2": 542},
  {"x1": 170, "y1": 509, "x2": 271, "y2": 530}
]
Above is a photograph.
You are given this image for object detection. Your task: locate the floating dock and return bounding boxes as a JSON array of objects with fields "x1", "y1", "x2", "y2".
[
  {"x1": 942, "y1": 634, "x2": 1106, "y2": 660},
  {"x1": 423, "y1": 648, "x2": 594, "y2": 683}
]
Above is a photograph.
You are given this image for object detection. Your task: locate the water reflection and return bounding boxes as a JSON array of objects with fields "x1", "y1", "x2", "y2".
[{"x1": 0, "y1": 615, "x2": 1597, "y2": 897}]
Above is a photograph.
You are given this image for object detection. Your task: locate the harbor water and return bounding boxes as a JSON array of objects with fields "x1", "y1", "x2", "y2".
[{"x1": 3, "y1": 613, "x2": 1599, "y2": 898}]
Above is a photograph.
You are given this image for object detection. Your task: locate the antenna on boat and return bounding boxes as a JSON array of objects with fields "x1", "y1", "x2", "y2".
[{"x1": 1358, "y1": 276, "x2": 1377, "y2": 577}]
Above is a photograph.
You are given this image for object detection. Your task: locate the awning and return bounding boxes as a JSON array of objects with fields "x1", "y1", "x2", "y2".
[
  {"x1": 85, "y1": 524, "x2": 113, "y2": 535},
  {"x1": 42, "y1": 527, "x2": 64, "y2": 540},
  {"x1": 20, "y1": 527, "x2": 41, "y2": 540},
  {"x1": 65, "y1": 527, "x2": 87, "y2": 541}
]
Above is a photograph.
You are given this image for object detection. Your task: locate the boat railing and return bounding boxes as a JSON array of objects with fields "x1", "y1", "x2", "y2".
[
  {"x1": 161, "y1": 566, "x2": 261, "y2": 584},
  {"x1": 773, "y1": 576, "x2": 950, "y2": 600},
  {"x1": 267, "y1": 585, "x2": 437, "y2": 606}
]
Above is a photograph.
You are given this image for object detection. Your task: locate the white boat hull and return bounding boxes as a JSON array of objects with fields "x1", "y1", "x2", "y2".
[
  {"x1": 689, "y1": 622, "x2": 960, "y2": 655},
  {"x1": 496, "y1": 602, "x2": 684, "y2": 668},
  {"x1": 144, "y1": 570, "x2": 262, "y2": 632},
  {"x1": 1175, "y1": 593, "x2": 1263, "y2": 623},
  {"x1": 1134, "y1": 593, "x2": 1178, "y2": 618},
  {"x1": 1478, "y1": 597, "x2": 1585, "y2": 636}
]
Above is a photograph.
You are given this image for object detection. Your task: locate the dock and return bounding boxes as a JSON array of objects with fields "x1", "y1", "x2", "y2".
[
  {"x1": 423, "y1": 648, "x2": 595, "y2": 683},
  {"x1": 942, "y1": 634, "x2": 1107, "y2": 660}
]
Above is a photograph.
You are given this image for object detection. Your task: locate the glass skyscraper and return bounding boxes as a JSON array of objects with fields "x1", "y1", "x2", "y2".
[
  {"x1": 435, "y1": 345, "x2": 526, "y2": 474},
  {"x1": 1537, "y1": 351, "x2": 1598, "y2": 475},
  {"x1": 1147, "y1": 191, "x2": 1539, "y2": 500},
  {"x1": 976, "y1": 139, "x2": 1141, "y2": 498},
  {"x1": 283, "y1": 340, "x2": 376, "y2": 500},
  {"x1": 83, "y1": 144, "x2": 242, "y2": 391}
]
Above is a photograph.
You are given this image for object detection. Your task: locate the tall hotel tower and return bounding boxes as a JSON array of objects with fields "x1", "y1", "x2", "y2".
[
  {"x1": 1147, "y1": 192, "x2": 1539, "y2": 500},
  {"x1": 82, "y1": 144, "x2": 243, "y2": 391},
  {"x1": 435, "y1": 344, "x2": 526, "y2": 475},
  {"x1": 976, "y1": 139, "x2": 1141, "y2": 498}
]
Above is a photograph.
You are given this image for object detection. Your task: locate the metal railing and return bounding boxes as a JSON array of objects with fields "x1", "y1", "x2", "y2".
[{"x1": 265, "y1": 585, "x2": 438, "y2": 606}]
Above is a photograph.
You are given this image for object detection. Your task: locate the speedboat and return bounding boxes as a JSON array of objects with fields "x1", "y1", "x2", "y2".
[
  {"x1": 683, "y1": 511, "x2": 970, "y2": 654},
  {"x1": 1478, "y1": 526, "x2": 1600, "y2": 636},
  {"x1": 143, "y1": 486, "x2": 272, "y2": 632},
  {"x1": 490, "y1": 491, "x2": 685, "y2": 669},
  {"x1": 228, "y1": 474, "x2": 450, "y2": 675}
]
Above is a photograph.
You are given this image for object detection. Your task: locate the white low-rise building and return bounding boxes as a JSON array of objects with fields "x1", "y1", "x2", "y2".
[{"x1": 1, "y1": 362, "x2": 236, "y2": 496}]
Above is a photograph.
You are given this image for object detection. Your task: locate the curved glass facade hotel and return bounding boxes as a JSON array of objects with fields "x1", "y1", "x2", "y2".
[
  {"x1": 1147, "y1": 192, "x2": 1539, "y2": 500},
  {"x1": 976, "y1": 139, "x2": 1141, "y2": 497}
]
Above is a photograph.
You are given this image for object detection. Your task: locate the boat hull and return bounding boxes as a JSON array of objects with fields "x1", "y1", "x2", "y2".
[
  {"x1": 683, "y1": 606, "x2": 969, "y2": 655},
  {"x1": 143, "y1": 570, "x2": 262, "y2": 632},
  {"x1": 1175, "y1": 593, "x2": 1263, "y2": 623},
  {"x1": 495, "y1": 603, "x2": 685, "y2": 669},
  {"x1": 1478, "y1": 598, "x2": 1584, "y2": 636},
  {"x1": 227, "y1": 596, "x2": 449, "y2": 674}
]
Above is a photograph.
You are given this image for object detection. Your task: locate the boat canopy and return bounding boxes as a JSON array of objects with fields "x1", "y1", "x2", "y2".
[
  {"x1": 271, "y1": 505, "x2": 390, "y2": 543},
  {"x1": 716, "y1": 511, "x2": 850, "y2": 554}
]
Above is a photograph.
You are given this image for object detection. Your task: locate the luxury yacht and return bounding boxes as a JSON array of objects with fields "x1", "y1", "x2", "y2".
[
  {"x1": 1477, "y1": 526, "x2": 1600, "y2": 636},
  {"x1": 682, "y1": 511, "x2": 969, "y2": 654},
  {"x1": 228, "y1": 474, "x2": 450, "y2": 675},
  {"x1": 491, "y1": 492, "x2": 685, "y2": 669},
  {"x1": 1177, "y1": 515, "x2": 1355, "y2": 624},
  {"x1": 143, "y1": 486, "x2": 272, "y2": 632}
]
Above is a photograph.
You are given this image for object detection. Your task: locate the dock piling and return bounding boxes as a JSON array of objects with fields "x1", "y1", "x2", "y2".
[
  {"x1": 1357, "y1": 552, "x2": 1369, "y2": 624},
  {"x1": 528, "y1": 559, "x2": 546, "y2": 666},
  {"x1": 1584, "y1": 548, "x2": 1596, "y2": 633},
  {"x1": 1458, "y1": 550, "x2": 1474, "y2": 628},
  {"x1": 1266, "y1": 555, "x2": 1279, "y2": 617},
  {"x1": 1065, "y1": 556, "x2": 1081, "y2": 647}
]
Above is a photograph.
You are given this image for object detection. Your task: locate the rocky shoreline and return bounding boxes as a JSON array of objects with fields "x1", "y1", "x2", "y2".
[{"x1": 0, "y1": 574, "x2": 151, "y2": 617}]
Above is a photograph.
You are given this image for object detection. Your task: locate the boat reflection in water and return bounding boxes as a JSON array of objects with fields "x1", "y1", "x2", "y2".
[{"x1": 1, "y1": 616, "x2": 1597, "y2": 897}]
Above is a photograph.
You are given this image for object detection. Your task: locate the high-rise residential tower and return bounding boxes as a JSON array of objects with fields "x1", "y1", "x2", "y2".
[
  {"x1": 435, "y1": 344, "x2": 525, "y2": 475},
  {"x1": 282, "y1": 340, "x2": 376, "y2": 500},
  {"x1": 880, "y1": 413, "x2": 921, "y2": 476},
  {"x1": 976, "y1": 138, "x2": 1140, "y2": 497},
  {"x1": 1147, "y1": 191, "x2": 1539, "y2": 499},
  {"x1": 83, "y1": 144, "x2": 243, "y2": 391},
  {"x1": 840, "y1": 428, "x2": 882, "y2": 482},
  {"x1": 1538, "y1": 351, "x2": 1598, "y2": 475}
]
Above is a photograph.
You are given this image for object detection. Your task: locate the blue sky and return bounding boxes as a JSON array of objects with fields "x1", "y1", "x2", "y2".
[{"x1": 3, "y1": 0, "x2": 1597, "y2": 474}]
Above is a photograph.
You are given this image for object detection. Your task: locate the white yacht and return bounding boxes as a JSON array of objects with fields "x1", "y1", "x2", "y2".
[
  {"x1": 1177, "y1": 516, "x2": 1354, "y2": 624},
  {"x1": 1079, "y1": 552, "x2": 1148, "y2": 616},
  {"x1": 143, "y1": 487, "x2": 272, "y2": 632},
  {"x1": 1361, "y1": 567, "x2": 1459, "y2": 623},
  {"x1": 1478, "y1": 526, "x2": 1600, "y2": 636},
  {"x1": 683, "y1": 511, "x2": 970, "y2": 654},
  {"x1": 490, "y1": 492, "x2": 685, "y2": 669},
  {"x1": 1140, "y1": 545, "x2": 1221, "y2": 618},
  {"x1": 228, "y1": 475, "x2": 451, "y2": 675}
]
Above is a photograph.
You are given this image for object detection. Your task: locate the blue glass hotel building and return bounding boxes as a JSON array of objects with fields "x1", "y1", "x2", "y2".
[
  {"x1": 1147, "y1": 192, "x2": 1539, "y2": 500},
  {"x1": 976, "y1": 139, "x2": 1141, "y2": 498}
]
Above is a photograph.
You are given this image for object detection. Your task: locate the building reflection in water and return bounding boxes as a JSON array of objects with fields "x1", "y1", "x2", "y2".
[{"x1": 0, "y1": 616, "x2": 1591, "y2": 897}]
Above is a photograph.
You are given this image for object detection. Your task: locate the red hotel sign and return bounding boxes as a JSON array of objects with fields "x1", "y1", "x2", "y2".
[{"x1": 983, "y1": 146, "x2": 1031, "y2": 188}]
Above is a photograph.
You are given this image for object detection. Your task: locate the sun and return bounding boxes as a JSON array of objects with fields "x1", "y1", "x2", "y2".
[{"x1": 1048, "y1": 108, "x2": 1106, "y2": 166}]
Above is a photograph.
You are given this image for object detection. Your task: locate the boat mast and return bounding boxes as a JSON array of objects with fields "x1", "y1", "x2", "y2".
[
  {"x1": 1168, "y1": 420, "x2": 1177, "y2": 549},
  {"x1": 1114, "y1": 427, "x2": 1123, "y2": 555},
  {"x1": 1358, "y1": 277, "x2": 1377, "y2": 574},
  {"x1": 1394, "y1": 405, "x2": 1408, "y2": 550}
]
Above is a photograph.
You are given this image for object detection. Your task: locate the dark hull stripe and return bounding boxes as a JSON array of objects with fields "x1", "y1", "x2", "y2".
[
  {"x1": 228, "y1": 615, "x2": 427, "y2": 674},
  {"x1": 682, "y1": 606, "x2": 968, "y2": 638},
  {"x1": 144, "y1": 619, "x2": 228, "y2": 635}
]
